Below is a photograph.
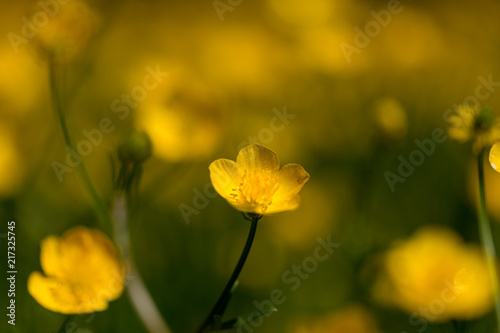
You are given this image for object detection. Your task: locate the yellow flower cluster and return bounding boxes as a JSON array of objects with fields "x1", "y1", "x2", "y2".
[
  {"x1": 373, "y1": 227, "x2": 493, "y2": 322},
  {"x1": 209, "y1": 144, "x2": 310, "y2": 215},
  {"x1": 28, "y1": 227, "x2": 125, "y2": 314}
]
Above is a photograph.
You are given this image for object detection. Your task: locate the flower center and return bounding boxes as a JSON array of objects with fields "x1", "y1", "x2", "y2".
[
  {"x1": 474, "y1": 107, "x2": 496, "y2": 133},
  {"x1": 230, "y1": 169, "x2": 279, "y2": 213}
]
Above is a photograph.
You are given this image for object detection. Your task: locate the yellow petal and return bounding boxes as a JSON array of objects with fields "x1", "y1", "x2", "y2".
[
  {"x1": 277, "y1": 163, "x2": 310, "y2": 195},
  {"x1": 265, "y1": 164, "x2": 309, "y2": 214},
  {"x1": 28, "y1": 272, "x2": 67, "y2": 314},
  {"x1": 28, "y1": 271, "x2": 108, "y2": 314},
  {"x1": 266, "y1": 195, "x2": 301, "y2": 214},
  {"x1": 490, "y1": 142, "x2": 500, "y2": 172},
  {"x1": 40, "y1": 236, "x2": 64, "y2": 279},
  {"x1": 230, "y1": 201, "x2": 263, "y2": 214},
  {"x1": 209, "y1": 158, "x2": 240, "y2": 200},
  {"x1": 236, "y1": 144, "x2": 280, "y2": 173}
]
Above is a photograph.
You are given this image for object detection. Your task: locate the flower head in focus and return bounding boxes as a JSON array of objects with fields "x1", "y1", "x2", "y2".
[
  {"x1": 448, "y1": 104, "x2": 500, "y2": 153},
  {"x1": 372, "y1": 226, "x2": 493, "y2": 322},
  {"x1": 209, "y1": 144, "x2": 309, "y2": 215},
  {"x1": 28, "y1": 226, "x2": 125, "y2": 314}
]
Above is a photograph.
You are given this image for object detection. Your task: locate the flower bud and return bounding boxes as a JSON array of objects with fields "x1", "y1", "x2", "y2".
[{"x1": 118, "y1": 131, "x2": 153, "y2": 164}]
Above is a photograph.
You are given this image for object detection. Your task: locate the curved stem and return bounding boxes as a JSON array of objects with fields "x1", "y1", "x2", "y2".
[
  {"x1": 48, "y1": 59, "x2": 111, "y2": 232},
  {"x1": 112, "y1": 194, "x2": 172, "y2": 333},
  {"x1": 477, "y1": 149, "x2": 500, "y2": 332},
  {"x1": 196, "y1": 216, "x2": 260, "y2": 332}
]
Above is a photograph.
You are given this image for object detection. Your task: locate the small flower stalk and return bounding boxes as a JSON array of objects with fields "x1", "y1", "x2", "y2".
[
  {"x1": 116, "y1": 130, "x2": 153, "y2": 193},
  {"x1": 450, "y1": 104, "x2": 500, "y2": 332}
]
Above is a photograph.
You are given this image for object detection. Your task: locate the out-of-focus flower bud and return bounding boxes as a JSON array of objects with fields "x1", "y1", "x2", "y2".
[{"x1": 118, "y1": 131, "x2": 153, "y2": 164}]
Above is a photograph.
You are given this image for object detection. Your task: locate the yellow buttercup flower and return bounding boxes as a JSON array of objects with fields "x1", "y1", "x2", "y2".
[
  {"x1": 448, "y1": 104, "x2": 500, "y2": 153},
  {"x1": 372, "y1": 226, "x2": 494, "y2": 322},
  {"x1": 28, "y1": 227, "x2": 125, "y2": 314},
  {"x1": 209, "y1": 144, "x2": 310, "y2": 215}
]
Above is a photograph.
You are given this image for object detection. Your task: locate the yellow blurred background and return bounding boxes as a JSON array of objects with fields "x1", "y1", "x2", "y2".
[{"x1": 2, "y1": 0, "x2": 500, "y2": 332}]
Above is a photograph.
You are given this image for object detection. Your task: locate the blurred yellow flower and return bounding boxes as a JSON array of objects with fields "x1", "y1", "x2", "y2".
[
  {"x1": 373, "y1": 97, "x2": 408, "y2": 141},
  {"x1": 35, "y1": 0, "x2": 100, "y2": 61},
  {"x1": 448, "y1": 104, "x2": 500, "y2": 153},
  {"x1": 0, "y1": 47, "x2": 45, "y2": 115},
  {"x1": 28, "y1": 227, "x2": 125, "y2": 314},
  {"x1": 136, "y1": 66, "x2": 226, "y2": 162},
  {"x1": 373, "y1": 226, "x2": 494, "y2": 322},
  {"x1": 289, "y1": 304, "x2": 382, "y2": 333},
  {"x1": 197, "y1": 25, "x2": 290, "y2": 97},
  {"x1": 209, "y1": 144, "x2": 309, "y2": 215}
]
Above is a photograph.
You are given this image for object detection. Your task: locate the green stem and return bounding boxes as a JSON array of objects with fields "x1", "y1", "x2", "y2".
[
  {"x1": 57, "y1": 315, "x2": 75, "y2": 333},
  {"x1": 112, "y1": 193, "x2": 172, "y2": 333},
  {"x1": 48, "y1": 59, "x2": 111, "y2": 231},
  {"x1": 477, "y1": 149, "x2": 500, "y2": 332},
  {"x1": 196, "y1": 216, "x2": 260, "y2": 332}
]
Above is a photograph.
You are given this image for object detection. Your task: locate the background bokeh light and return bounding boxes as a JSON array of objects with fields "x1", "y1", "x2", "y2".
[{"x1": 2, "y1": 0, "x2": 500, "y2": 332}]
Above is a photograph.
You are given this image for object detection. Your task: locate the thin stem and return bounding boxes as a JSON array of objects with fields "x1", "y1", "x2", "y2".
[
  {"x1": 57, "y1": 315, "x2": 75, "y2": 333},
  {"x1": 477, "y1": 149, "x2": 500, "y2": 333},
  {"x1": 112, "y1": 193, "x2": 172, "y2": 333},
  {"x1": 196, "y1": 216, "x2": 260, "y2": 332},
  {"x1": 48, "y1": 59, "x2": 111, "y2": 231}
]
